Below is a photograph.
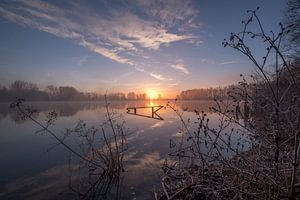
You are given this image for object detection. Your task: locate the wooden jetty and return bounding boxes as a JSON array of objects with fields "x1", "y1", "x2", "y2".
[{"x1": 126, "y1": 106, "x2": 164, "y2": 120}]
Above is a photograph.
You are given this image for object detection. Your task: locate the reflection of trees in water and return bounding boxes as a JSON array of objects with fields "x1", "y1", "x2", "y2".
[
  {"x1": 0, "y1": 100, "x2": 218, "y2": 122},
  {"x1": 10, "y1": 98, "x2": 127, "y2": 199},
  {"x1": 32, "y1": 102, "x2": 105, "y2": 117},
  {"x1": 0, "y1": 104, "x2": 10, "y2": 120},
  {"x1": 176, "y1": 100, "x2": 215, "y2": 114},
  {"x1": 9, "y1": 107, "x2": 39, "y2": 124},
  {"x1": 0, "y1": 102, "x2": 104, "y2": 122}
]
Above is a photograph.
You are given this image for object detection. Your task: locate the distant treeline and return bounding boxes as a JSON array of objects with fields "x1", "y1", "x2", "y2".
[
  {"x1": 0, "y1": 80, "x2": 150, "y2": 102},
  {"x1": 0, "y1": 80, "x2": 247, "y2": 102},
  {"x1": 176, "y1": 86, "x2": 235, "y2": 100}
]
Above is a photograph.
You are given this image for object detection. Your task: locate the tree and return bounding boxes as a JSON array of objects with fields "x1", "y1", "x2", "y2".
[
  {"x1": 285, "y1": 0, "x2": 300, "y2": 56},
  {"x1": 127, "y1": 92, "x2": 136, "y2": 100},
  {"x1": 45, "y1": 85, "x2": 59, "y2": 100},
  {"x1": 10, "y1": 80, "x2": 38, "y2": 91},
  {"x1": 58, "y1": 86, "x2": 81, "y2": 100},
  {"x1": 0, "y1": 84, "x2": 6, "y2": 90},
  {"x1": 161, "y1": 8, "x2": 300, "y2": 199}
]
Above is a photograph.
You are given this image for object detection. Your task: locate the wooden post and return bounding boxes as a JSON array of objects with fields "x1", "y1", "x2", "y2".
[{"x1": 152, "y1": 107, "x2": 154, "y2": 118}]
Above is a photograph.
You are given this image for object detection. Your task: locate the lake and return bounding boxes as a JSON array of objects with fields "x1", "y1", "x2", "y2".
[{"x1": 0, "y1": 100, "x2": 237, "y2": 199}]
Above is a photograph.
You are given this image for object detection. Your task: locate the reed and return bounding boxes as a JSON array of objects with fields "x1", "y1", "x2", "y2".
[{"x1": 10, "y1": 95, "x2": 127, "y2": 200}]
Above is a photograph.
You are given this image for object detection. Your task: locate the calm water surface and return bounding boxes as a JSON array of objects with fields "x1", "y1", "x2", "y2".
[{"x1": 0, "y1": 100, "x2": 224, "y2": 199}]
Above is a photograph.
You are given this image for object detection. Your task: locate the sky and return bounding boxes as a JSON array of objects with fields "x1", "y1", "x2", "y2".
[{"x1": 0, "y1": 0, "x2": 287, "y2": 98}]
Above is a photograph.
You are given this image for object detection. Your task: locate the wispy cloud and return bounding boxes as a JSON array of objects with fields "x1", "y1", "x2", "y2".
[
  {"x1": 186, "y1": 38, "x2": 203, "y2": 47},
  {"x1": 77, "y1": 55, "x2": 89, "y2": 66},
  {"x1": 219, "y1": 61, "x2": 239, "y2": 65},
  {"x1": 149, "y1": 72, "x2": 165, "y2": 80},
  {"x1": 0, "y1": 0, "x2": 200, "y2": 81},
  {"x1": 168, "y1": 81, "x2": 180, "y2": 87},
  {"x1": 150, "y1": 121, "x2": 164, "y2": 129},
  {"x1": 201, "y1": 58, "x2": 217, "y2": 65},
  {"x1": 170, "y1": 60, "x2": 190, "y2": 74},
  {"x1": 136, "y1": 0, "x2": 198, "y2": 28}
]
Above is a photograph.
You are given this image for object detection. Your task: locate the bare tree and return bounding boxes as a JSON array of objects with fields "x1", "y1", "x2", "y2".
[{"x1": 159, "y1": 8, "x2": 300, "y2": 200}]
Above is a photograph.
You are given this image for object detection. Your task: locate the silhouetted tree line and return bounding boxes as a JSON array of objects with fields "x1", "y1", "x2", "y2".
[
  {"x1": 126, "y1": 92, "x2": 148, "y2": 100},
  {"x1": 0, "y1": 80, "x2": 149, "y2": 102},
  {"x1": 176, "y1": 85, "x2": 236, "y2": 100}
]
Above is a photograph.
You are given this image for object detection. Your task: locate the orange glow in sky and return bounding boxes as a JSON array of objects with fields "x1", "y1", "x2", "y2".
[
  {"x1": 146, "y1": 89, "x2": 159, "y2": 100},
  {"x1": 0, "y1": 1, "x2": 285, "y2": 100}
]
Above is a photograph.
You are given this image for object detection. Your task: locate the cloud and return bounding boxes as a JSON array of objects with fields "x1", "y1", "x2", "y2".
[
  {"x1": 201, "y1": 58, "x2": 217, "y2": 65},
  {"x1": 150, "y1": 121, "x2": 164, "y2": 129},
  {"x1": 149, "y1": 72, "x2": 165, "y2": 80},
  {"x1": 99, "y1": 12, "x2": 196, "y2": 50},
  {"x1": 76, "y1": 55, "x2": 89, "y2": 66},
  {"x1": 0, "y1": 0, "x2": 200, "y2": 81},
  {"x1": 170, "y1": 61, "x2": 190, "y2": 74},
  {"x1": 136, "y1": 0, "x2": 198, "y2": 28},
  {"x1": 186, "y1": 38, "x2": 203, "y2": 47},
  {"x1": 168, "y1": 81, "x2": 180, "y2": 87},
  {"x1": 220, "y1": 61, "x2": 238, "y2": 65},
  {"x1": 0, "y1": 2, "x2": 132, "y2": 65}
]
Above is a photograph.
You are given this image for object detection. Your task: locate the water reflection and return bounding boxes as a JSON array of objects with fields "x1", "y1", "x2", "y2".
[
  {"x1": 0, "y1": 100, "x2": 217, "y2": 199},
  {"x1": 0, "y1": 164, "x2": 73, "y2": 200},
  {"x1": 0, "y1": 100, "x2": 214, "y2": 123}
]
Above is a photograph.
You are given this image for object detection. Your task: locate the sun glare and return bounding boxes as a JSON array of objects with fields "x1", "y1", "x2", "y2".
[{"x1": 146, "y1": 89, "x2": 159, "y2": 100}]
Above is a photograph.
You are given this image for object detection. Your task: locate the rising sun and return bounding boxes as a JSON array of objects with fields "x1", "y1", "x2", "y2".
[{"x1": 146, "y1": 89, "x2": 159, "y2": 100}]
